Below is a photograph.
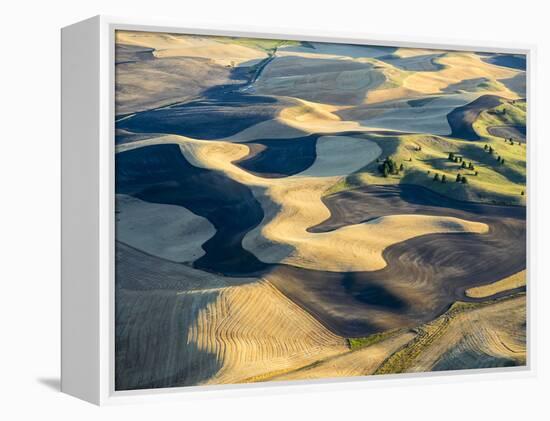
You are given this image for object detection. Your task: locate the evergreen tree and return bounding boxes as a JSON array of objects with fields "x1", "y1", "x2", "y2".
[
  {"x1": 399, "y1": 163, "x2": 404, "y2": 172},
  {"x1": 441, "y1": 174, "x2": 447, "y2": 183},
  {"x1": 461, "y1": 176, "x2": 468, "y2": 184},
  {"x1": 475, "y1": 171, "x2": 479, "y2": 176},
  {"x1": 456, "y1": 173, "x2": 462, "y2": 182},
  {"x1": 448, "y1": 152, "x2": 455, "y2": 161},
  {"x1": 501, "y1": 158, "x2": 505, "y2": 165},
  {"x1": 433, "y1": 173, "x2": 440, "y2": 182},
  {"x1": 489, "y1": 146, "x2": 494, "y2": 154},
  {"x1": 379, "y1": 156, "x2": 398, "y2": 176},
  {"x1": 484, "y1": 144, "x2": 489, "y2": 150},
  {"x1": 468, "y1": 162, "x2": 474, "y2": 170},
  {"x1": 461, "y1": 161, "x2": 467, "y2": 169}
]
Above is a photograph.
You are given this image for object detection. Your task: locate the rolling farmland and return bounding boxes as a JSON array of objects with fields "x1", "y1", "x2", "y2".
[{"x1": 114, "y1": 31, "x2": 527, "y2": 390}]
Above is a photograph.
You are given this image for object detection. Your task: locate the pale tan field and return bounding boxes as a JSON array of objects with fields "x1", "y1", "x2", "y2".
[
  {"x1": 116, "y1": 194, "x2": 215, "y2": 263},
  {"x1": 190, "y1": 280, "x2": 349, "y2": 385},
  {"x1": 400, "y1": 296, "x2": 526, "y2": 372},
  {"x1": 277, "y1": 43, "x2": 393, "y2": 60},
  {"x1": 393, "y1": 48, "x2": 447, "y2": 58},
  {"x1": 340, "y1": 93, "x2": 480, "y2": 135},
  {"x1": 271, "y1": 332, "x2": 416, "y2": 381},
  {"x1": 466, "y1": 270, "x2": 526, "y2": 298},
  {"x1": 115, "y1": 57, "x2": 235, "y2": 115},
  {"x1": 116, "y1": 31, "x2": 267, "y2": 66},
  {"x1": 403, "y1": 53, "x2": 520, "y2": 97},
  {"x1": 115, "y1": 31, "x2": 268, "y2": 115},
  {"x1": 253, "y1": 56, "x2": 385, "y2": 105}
]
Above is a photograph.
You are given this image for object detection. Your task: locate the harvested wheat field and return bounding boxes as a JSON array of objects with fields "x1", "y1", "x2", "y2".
[{"x1": 114, "y1": 30, "x2": 527, "y2": 390}]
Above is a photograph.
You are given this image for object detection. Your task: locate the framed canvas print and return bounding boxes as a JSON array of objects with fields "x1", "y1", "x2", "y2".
[{"x1": 61, "y1": 16, "x2": 532, "y2": 405}]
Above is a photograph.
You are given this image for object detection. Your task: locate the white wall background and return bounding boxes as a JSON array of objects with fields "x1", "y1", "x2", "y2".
[{"x1": 0, "y1": 0, "x2": 547, "y2": 418}]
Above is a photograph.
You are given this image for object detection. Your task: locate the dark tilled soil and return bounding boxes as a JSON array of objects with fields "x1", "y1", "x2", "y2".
[{"x1": 447, "y1": 95, "x2": 502, "y2": 140}]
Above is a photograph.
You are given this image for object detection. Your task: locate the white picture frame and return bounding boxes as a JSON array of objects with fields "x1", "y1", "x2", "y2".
[{"x1": 61, "y1": 15, "x2": 535, "y2": 405}]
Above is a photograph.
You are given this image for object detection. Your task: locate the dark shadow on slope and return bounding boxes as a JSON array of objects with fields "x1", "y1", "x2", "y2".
[
  {"x1": 234, "y1": 135, "x2": 319, "y2": 177},
  {"x1": 447, "y1": 95, "x2": 502, "y2": 140},
  {"x1": 116, "y1": 143, "x2": 267, "y2": 274},
  {"x1": 482, "y1": 54, "x2": 526, "y2": 71}
]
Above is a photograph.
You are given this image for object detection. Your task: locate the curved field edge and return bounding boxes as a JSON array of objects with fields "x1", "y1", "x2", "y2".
[
  {"x1": 233, "y1": 293, "x2": 525, "y2": 384},
  {"x1": 374, "y1": 293, "x2": 526, "y2": 375},
  {"x1": 466, "y1": 270, "x2": 526, "y2": 298}
]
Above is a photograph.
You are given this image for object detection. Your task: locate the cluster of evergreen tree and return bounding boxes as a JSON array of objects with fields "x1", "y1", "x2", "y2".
[
  {"x1": 456, "y1": 173, "x2": 468, "y2": 184},
  {"x1": 449, "y1": 152, "x2": 475, "y2": 171},
  {"x1": 378, "y1": 156, "x2": 403, "y2": 177}
]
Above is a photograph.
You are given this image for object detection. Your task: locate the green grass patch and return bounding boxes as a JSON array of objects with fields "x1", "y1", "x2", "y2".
[
  {"x1": 348, "y1": 328, "x2": 402, "y2": 351},
  {"x1": 324, "y1": 128, "x2": 526, "y2": 206},
  {"x1": 374, "y1": 294, "x2": 525, "y2": 375}
]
